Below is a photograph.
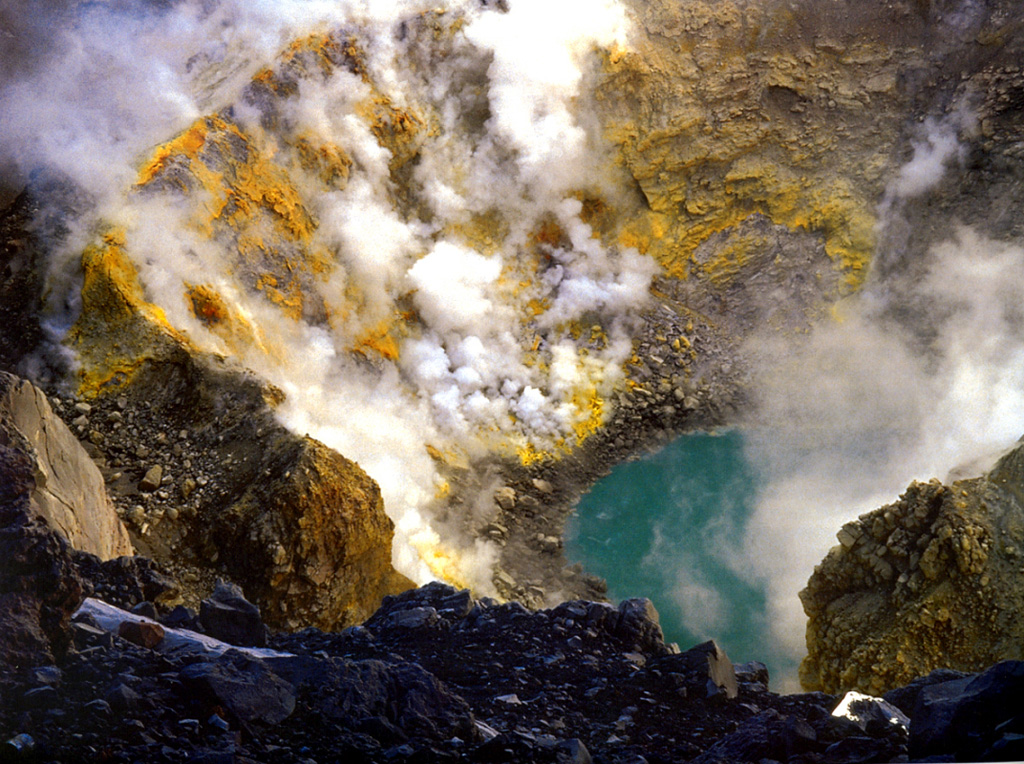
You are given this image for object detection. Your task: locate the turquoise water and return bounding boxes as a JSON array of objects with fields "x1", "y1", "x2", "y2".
[{"x1": 565, "y1": 430, "x2": 776, "y2": 672}]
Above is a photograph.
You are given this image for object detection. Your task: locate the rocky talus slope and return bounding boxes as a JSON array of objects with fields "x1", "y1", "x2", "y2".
[
  {"x1": 801, "y1": 442, "x2": 1024, "y2": 696},
  {"x1": 0, "y1": 365, "x2": 1021, "y2": 762},
  {"x1": 0, "y1": 267, "x2": 413, "y2": 632},
  {"x1": 3, "y1": 515, "x2": 1024, "y2": 764}
]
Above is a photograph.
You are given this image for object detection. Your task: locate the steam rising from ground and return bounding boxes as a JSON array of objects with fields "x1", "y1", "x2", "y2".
[
  {"x1": 739, "y1": 116, "x2": 1024, "y2": 689},
  {"x1": 1, "y1": 0, "x2": 650, "y2": 586}
]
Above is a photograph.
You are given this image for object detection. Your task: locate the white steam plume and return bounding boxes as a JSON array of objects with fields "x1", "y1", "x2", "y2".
[
  {"x1": 2, "y1": 0, "x2": 654, "y2": 588},
  {"x1": 888, "y1": 117, "x2": 965, "y2": 200},
  {"x1": 739, "y1": 115, "x2": 1024, "y2": 690}
]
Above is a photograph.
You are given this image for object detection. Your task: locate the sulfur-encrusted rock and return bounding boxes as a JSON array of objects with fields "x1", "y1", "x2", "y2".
[
  {"x1": 0, "y1": 372, "x2": 132, "y2": 560},
  {"x1": 599, "y1": 0, "x2": 918, "y2": 299},
  {"x1": 800, "y1": 442, "x2": 1024, "y2": 695},
  {"x1": 30, "y1": 214, "x2": 414, "y2": 629},
  {"x1": 209, "y1": 441, "x2": 414, "y2": 631}
]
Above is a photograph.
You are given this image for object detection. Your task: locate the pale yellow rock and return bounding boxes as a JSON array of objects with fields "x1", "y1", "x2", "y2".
[
  {"x1": 599, "y1": 0, "x2": 925, "y2": 290},
  {"x1": 801, "y1": 459, "x2": 1024, "y2": 695},
  {"x1": 0, "y1": 373, "x2": 133, "y2": 560}
]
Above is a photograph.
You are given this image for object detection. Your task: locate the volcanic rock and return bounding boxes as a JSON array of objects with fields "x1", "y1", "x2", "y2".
[
  {"x1": 3, "y1": 559, "x2": 1020, "y2": 764},
  {"x1": 0, "y1": 372, "x2": 132, "y2": 560},
  {"x1": 181, "y1": 651, "x2": 296, "y2": 726},
  {"x1": 208, "y1": 434, "x2": 414, "y2": 630},
  {"x1": 614, "y1": 597, "x2": 669, "y2": 655},
  {"x1": 3, "y1": 9, "x2": 1024, "y2": 754},
  {"x1": 830, "y1": 690, "x2": 909, "y2": 734},
  {"x1": 906, "y1": 660, "x2": 1024, "y2": 761},
  {"x1": 138, "y1": 464, "x2": 163, "y2": 492},
  {"x1": 0, "y1": 442, "x2": 83, "y2": 674},
  {"x1": 801, "y1": 441, "x2": 1024, "y2": 694},
  {"x1": 658, "y1": 640, "x2": 739, "y2": 700},
  {"x1": 70, "y1": 551, "x2": 181, "y2": 612},
  {"x1": 32, "y1": 246, "x2": 412, "y2": 629},
  {"x1": 0, "y1": 177, "x2": 417, "y2": 630},
  {"x1": 199, "y1": 580, "x2": 267, "y2": 648}
]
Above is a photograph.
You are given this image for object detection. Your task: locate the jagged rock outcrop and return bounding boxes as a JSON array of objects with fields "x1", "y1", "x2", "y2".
[
  {"x1": 800, "y1": 442, "x2": 1024, "y2": 695},
  {"x1": 0, "y1": 372, "x2": 132, "y2": 560},
  {"x1": 599, "y1": 0, "x2": 1024, "y2": 346},
  {"x1": 0, "y1": 437, "x2": 84, "y2": 674},
  {"x1": 62, "y1": 345, "x2": 414, "y2": 631},
  {"x1": 209, "y1": 434, "x2": 414, "y2": 630},
  {"x1": 0, "y1": 196, "x2": 413, "y2": 628}
]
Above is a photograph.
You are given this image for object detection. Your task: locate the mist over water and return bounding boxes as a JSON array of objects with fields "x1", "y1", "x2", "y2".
[
  {"x1": 565, "y1": 430, "x2": 780, "y2": 674},
  {"x1": 569, "y1": 109, "x2": 1024, "y2": 690},
  {"x1": 736, "y1": 114, "x2": 1024, "y2": 679},
  {"x1": 742, "y1": 239, "x2": 1024, "y2": 668}
]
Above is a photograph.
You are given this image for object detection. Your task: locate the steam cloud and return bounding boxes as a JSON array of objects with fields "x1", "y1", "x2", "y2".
[
  {"x1": 0, "y1": 0, "x2": 652, "y2": 587},
  {"x1": 738, "y1": 115, "x2": 1024, "y2": 690}
]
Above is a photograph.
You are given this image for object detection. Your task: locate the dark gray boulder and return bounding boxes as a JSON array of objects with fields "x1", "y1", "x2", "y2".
[
  {"x1": 181, "y1": 650, "x2": 296, "y2": 726},
  {"x1": 265, "y1": 653, "x2": 475, "y2": 744},
  {"x1": 653, "y1": 640, "x2": 738, "y2": 700},
  {"x1": 614, "y1": 598, "x2": 668, "y2": 654},
  {"x1": 882, "y1": 667, "x2": 970, "y2": 717},
  {"x1": 199, "y1": 580, "x2": 267, "y2": 648},
  {"x1": 908, "y1": 660, "x2": 1024, "y2": 761}
]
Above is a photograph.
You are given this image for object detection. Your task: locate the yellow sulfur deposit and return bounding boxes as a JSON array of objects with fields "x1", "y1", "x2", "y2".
[
  {"x1": 67, "y1": 230, "x2": 190, "y2": 397},
  {"x1": 184, "y1": 283, "x2": 266, "y2": 357},
  {"x1": 599, "y1": 0, "x2": 907, "y2": 293},
  {"x1": 136, "y1": 114, "x2": 328, "y2": 324},
  {"x1": 353, "y1": 319, "x2": 404, "y2": 361}
]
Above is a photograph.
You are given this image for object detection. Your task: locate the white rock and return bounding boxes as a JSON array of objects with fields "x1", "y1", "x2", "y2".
[
  {"x1": 75, "y1": 598, "x2": 289, "y2": 659},
  {"x1": 832, "y1": 690, "x2": 910, "y2": 732}
]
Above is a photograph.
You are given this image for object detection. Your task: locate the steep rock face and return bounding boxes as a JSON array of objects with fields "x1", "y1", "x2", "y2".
[
  {"x1": 601, "y1": 0, "x2": 918, "y2": 291},
  {"x1": 596, "y1": 0, "x2": 1024, "y2": 351},
  {"x1": 66, "y1": 228, "x2": 192, "y2": 398},
  {"x1": 211, "y1": 435, "x2": 414, "y2": 630},
  {"x1": 800, "y1": 444, "x2": 1024, "y2": 695},
  {"x1": 0, "y1": 372, "x2": 133, "y2": 560},
  {"x1": 0, "y1": 201, "x2": 415, "y2": 628},
  {"x1": 0, "y1": 437, "x2": 83, "y2": 673}
]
